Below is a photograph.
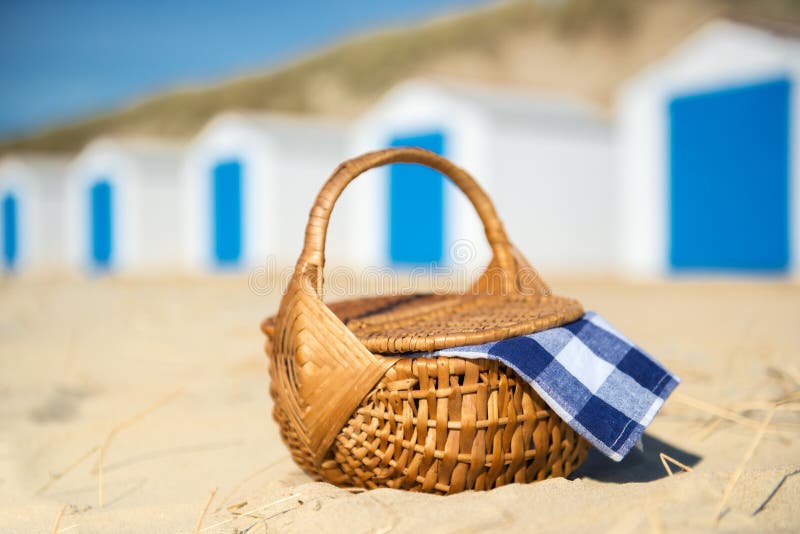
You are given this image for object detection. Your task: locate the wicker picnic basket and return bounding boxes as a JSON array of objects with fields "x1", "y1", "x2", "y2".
[{"x1": 261, "y1": 147, "x2": 590, "y2": 494}]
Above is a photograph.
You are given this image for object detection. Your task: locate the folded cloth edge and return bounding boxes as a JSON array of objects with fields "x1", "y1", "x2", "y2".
[{"x1": 415, "y1": 311, "x2": 680, "y2": 462}]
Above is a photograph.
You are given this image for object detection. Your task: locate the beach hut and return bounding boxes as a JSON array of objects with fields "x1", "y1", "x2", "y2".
[
  {"x1": 64, "y1": 137, "x2": 184, "y2": 273},
  {"x1": 0, "y1": 154, "x2": 69, "y2": 273},
  {"x1": 181, "y1": 112, "x2": 346, "y2": 271},
  {"x1": 617, "y1": 20, "x2": 800, "y2": 276},
  {"x1": 349, "y1": 78, "x2": 616, "y2": 274}
]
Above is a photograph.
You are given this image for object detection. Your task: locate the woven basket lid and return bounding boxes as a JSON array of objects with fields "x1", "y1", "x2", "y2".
[
  {"x1": 262, "y1": 291, "x2": 583, "y2": 354},
  {"x1": 262, "y1": 147, "x2": 584, "y2": 355}
]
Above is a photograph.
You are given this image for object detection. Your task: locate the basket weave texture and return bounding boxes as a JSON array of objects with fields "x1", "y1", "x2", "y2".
[{"x1": 263, "y1": 148, "x2": 590, "y2": 494}]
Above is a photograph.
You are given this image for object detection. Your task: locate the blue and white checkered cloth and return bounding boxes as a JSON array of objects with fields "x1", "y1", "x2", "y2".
[{"x1": 418, "y1": 312, "x2": 679, "y2": 461}]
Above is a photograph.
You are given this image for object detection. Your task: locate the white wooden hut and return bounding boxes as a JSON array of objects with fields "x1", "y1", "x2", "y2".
[
  {"x1": 64, "y1": 137, "x2": 184, "y2": 273},
  {"x1": 617, "y1": 20, "x2": 800, "y2": 276},
  {"x1": 0, "y1": 154, "x2": 69, "y2": 273},
  {"x1": 181, "y1": 112, "x2": 346, "y2": 271},
  {"x1": 348, "y1": 78, "x2": 616, "y2": 275}
]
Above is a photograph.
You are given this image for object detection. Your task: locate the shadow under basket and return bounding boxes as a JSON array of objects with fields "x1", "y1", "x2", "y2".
[{"x1": 262, "y1": 148, "x2": 591, "y2": 495}]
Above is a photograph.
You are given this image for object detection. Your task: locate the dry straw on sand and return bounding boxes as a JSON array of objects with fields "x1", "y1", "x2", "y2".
[
  {"x1": 712, "y1": 408, "x2": 776, "y2": 525},
  {"x1": 198, "y1": 493, "x2": 303, "y2": 533},
  {"x1": 96, "y1": 390, "x2": 182, "y2": 508},
  {"x1": 213, "y1": 455, "x2": 290, "y2": 513},
  {"x1": 30, "y1": 389, "x2": 181, "y2": 508},
  {"x1": 659, "y1": 452, "x2": 693, "y2": 477},
  {"x1": 49, "y1": 503, "x2": 67, "y2": 534},
  {"x1": 192, "y1": 487, "x2": 216, "y2": 534},
  {"x1": 36, "y1": 446, "x2": 99, "y2": 496}
]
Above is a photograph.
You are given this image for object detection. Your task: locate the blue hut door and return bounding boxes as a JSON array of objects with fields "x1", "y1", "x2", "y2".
[
  {"x1": 2, "y1": 193, "x2": 17, "y2": 269},
  {"x1": 90, "y1": 180, "x2": 112, "y2": 269},
  {"x1": 212, "y1": 160, "x2": 243, "y2": 266},
  {"x1": 669, "y1": 77, "x2": 790, "y2": 272},
  {"x1": 388, "y1": 132, "x2": 445, "y2": 266}
]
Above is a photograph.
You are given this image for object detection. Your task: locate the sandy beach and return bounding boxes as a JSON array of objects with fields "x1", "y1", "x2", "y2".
[{"x1": 1, "y1": 276, "x2": 798, "y2": 533}]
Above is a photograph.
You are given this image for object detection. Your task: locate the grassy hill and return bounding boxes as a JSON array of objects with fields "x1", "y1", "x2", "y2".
[{"x1": 2, "y1": 0, "x2": 799, "y2": 154}]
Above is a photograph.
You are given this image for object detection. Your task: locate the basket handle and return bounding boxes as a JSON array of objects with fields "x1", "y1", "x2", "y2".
[
  {"x1": 294, "y1": 147, "x2": 524, "y2": 296},
  {"x1": 275, "y1": 147, "x2": 547, "y2": 464}
]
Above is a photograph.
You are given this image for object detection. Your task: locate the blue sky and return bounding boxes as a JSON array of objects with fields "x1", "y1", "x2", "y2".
[{"x1": 0, "y1": 0, "x2": 494, "y2": 139}]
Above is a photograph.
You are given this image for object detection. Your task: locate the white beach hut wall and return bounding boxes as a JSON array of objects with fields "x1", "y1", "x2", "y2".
[
  {"x1": 617, "y1": 20, "x2": 800, "y2": 277},
  {"x1": 181, "y1": 112, "x2": 346, "y2": 272},
  {"x1": 348, "y1": 78, "x2": 616, "y2": 275},
  {"x1": 0, "y1": 154, "x2": 69, "y2": 273},
  {"x1": 64, "y1": 137, "x2": 185, "y2": 273}
]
